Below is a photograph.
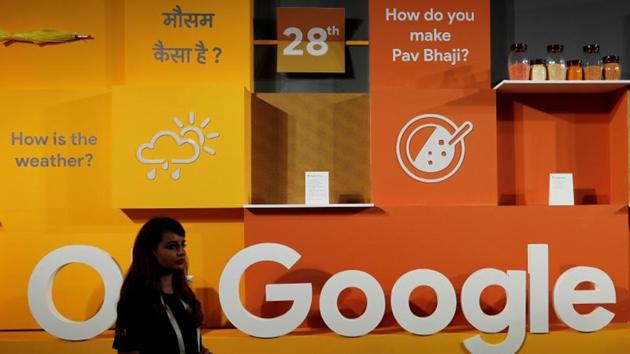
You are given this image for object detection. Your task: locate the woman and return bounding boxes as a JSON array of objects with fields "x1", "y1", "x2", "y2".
[{"x1": 113, "y1": 217, "x2": 210, "y2": 354}]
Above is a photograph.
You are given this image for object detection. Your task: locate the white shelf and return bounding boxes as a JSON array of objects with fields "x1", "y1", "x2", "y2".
[
  {"x1": 493, "y1": 80, "x2": 630, "y2": 94},
  {"x1": 244, "y1": 203, "x2": 374, "y2": 209}
]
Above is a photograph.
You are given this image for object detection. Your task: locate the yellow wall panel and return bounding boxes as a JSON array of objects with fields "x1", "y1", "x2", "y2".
[
  {"x1": 0, "y1": 89, "x2": 245, "y2": 329},
  {"x1": 0, "y1": 208, "x2": 243, "y2": 329},
  {"x1": 0, "y1": 89, "x2": 112, "y2": 209},
  {"x1": 0, "y1": 0, "x2": 250, "y2": 333},
  {"x1": 123, "y1": 0, "x2": 251, "y2": 88},
  {"x1": 0, "y1": 0, "x2": 121, "y2": 88},
  {"x1": 112, "y1": 86, "x2": 248, "y2": 208}
]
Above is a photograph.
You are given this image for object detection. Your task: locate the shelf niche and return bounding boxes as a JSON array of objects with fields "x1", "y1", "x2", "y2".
[
  {"x1": 497, "y1": 89, "x2": 628, "y2": 205},
  {"x1": 251, "y1": 93, "x2": 371, "y2": 205}
]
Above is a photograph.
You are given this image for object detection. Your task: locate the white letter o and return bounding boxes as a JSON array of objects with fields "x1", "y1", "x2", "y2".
[
  {"x1": 319, "y1": 270, "x2": 385, "y2": 337},
  {"x1": 28, "y1": 245, "x2": 123, "y2": 341}
]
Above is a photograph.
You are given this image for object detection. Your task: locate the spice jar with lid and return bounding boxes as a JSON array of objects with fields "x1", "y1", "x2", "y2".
[
  {"x1": 546, "y1": 44, "x2": 566, "y2": 80},
  {"x1": 508, "y1": 43, "x2": 530, "y2": 80},
  {"x1": 583, "y1": 44, "x2": 602, "y2": 80},
  {"x1": 567, "y1": 60, "x2": 583, "y2": 80},
  {"x1": 603, "y1": 55, "x2": 621, "y2": 80},
  {"x1": 530, "y1": 59, "x2": 547, "y2": 81}
]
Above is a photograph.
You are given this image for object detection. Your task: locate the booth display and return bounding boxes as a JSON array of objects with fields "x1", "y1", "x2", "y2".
[{"x1": 2, "y1": 0, "x2": 630, "y2": 353}]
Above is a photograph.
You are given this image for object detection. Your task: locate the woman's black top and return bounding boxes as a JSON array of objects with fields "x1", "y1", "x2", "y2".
[{"x1": 113, "y1": 287, "x2": 200, "y2": 354}]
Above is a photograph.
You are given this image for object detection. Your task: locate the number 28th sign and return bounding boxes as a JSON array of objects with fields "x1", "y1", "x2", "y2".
[{"x1": 277, "y1": 7, "x2": 345, "y2": 73}]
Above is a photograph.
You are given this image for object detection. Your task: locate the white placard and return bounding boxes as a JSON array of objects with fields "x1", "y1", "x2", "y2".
[
  {"x1": 305, "y1": 171, "x2": 329, "y2": 205},
  {"x1": 549, "y1": 173, "x2": 574, "y2": 206}
]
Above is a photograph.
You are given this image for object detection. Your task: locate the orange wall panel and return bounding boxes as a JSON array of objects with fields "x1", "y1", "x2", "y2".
[
  {"x1": 370, "y1": 0, "x2": 497, "y2": 205},
  {"x1": 244, "y1": 206, "x2": 630, "y2": 329},
  {"x1": 497, "y1": 91, "x2": 628, "y2": 205}
]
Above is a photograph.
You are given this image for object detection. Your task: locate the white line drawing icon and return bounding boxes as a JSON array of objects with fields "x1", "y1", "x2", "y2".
[
  {"x1": 136, "y1": 131, "x2": 199, "y2": 181},
  {"x1": 136, "y1": 112, "x2": 220, "y2": 181},
  {"x1": 174, "y1": 112, "x2": 220, "y2": 156},
  {"x1": 396, "y1": 114, "x2": 473, "y2": 183}
]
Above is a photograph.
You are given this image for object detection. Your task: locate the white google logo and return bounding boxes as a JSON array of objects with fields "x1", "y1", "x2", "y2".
[
  {"x1": 219, "y1": 244, "x2": 614, "y2": 354},
  {"x1": 28, "y1": 244, "x2": 615, "y2": 354}
]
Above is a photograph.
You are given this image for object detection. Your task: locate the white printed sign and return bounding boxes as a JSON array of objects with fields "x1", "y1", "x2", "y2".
[
  {"x1": 549, "y1": 173, "x2": 574, "y2": 206},
  {"x1": 305, "y1": 171, "x2": 330, "y2": 205}
]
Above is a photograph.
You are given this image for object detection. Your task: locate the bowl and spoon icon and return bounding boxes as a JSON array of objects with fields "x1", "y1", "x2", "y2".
[{"x1": 396, "y1": 114, "x2": 473, "y2": 183}]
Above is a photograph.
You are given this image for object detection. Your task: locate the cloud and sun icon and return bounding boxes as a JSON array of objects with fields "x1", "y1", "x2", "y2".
[{"x1": 136, "y1": 112, "x2": 220, "y2": 181}]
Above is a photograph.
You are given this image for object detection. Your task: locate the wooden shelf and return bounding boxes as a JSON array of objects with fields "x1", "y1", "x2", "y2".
[
  {"x1": 253, "y1": 40, "x2": 369, "y2": 46},
  {"x1": 493, "y1": 80, "x2": 630, "y2": 93},
  {"x1": 244, "y1": 203, "x2": 374, "y2": 209}
]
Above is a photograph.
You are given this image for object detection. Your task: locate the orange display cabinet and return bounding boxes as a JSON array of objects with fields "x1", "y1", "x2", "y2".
[{"x1": 496, "y1": 82, "x2": 629, "y2": 206}]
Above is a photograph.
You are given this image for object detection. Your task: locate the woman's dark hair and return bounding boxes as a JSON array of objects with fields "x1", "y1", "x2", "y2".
[{"x1": 119, "y1": 217, "x2": 203, "y2": 326}]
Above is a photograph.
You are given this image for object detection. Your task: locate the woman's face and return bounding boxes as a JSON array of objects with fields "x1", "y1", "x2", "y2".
[{"x1": 153, "y1": 231, "x2": 187, "y2": 272}]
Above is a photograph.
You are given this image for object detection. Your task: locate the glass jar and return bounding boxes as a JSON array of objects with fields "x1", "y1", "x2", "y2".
[
  {"x1": 603, "y1": 55, "x2": 621, "y2": 80},
  {"x1": 530, "y1": 59, "x2": 547, "y2": 81},
  {"x1": 546, "y1": 44, "x2": 566, "y2": 80},
  {"x1": 508, "y1": 43, "x2": 530, "y2": 80},
  {"x1": 583, "y1": 44, "x2": 602, "y2": 80},
  {"x1": 567, "y1": 60, "x2": 583, "y2": 80}
]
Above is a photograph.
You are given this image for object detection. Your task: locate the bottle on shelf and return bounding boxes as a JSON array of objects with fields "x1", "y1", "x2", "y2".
[
  {"x1": 530, "y1": 59, "x2": 547, "y2": 81},
  {"x1": 603, "y1": 55, "x2": 621, "y2": 80},
  {"x1": 508, "y1": 43, "x2": 530, "y2": 80},
  {"x1": 567, "y1": 60, "x2": 583, "y2": 80},
  {"x1": 583, "y1": 44, "x2": 602, "y2": 80},
  {"x1": 546, "y1": 44, "x2": 566, "y2": 80}
]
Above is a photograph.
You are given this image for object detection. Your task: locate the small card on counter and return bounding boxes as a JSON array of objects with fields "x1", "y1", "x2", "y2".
[
  {"x1": 305, "y1": 171, "x2": 329, "y2": 205},
  {"x1": 548, "y1": 173, "x2": 574, "y2": 206}
]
